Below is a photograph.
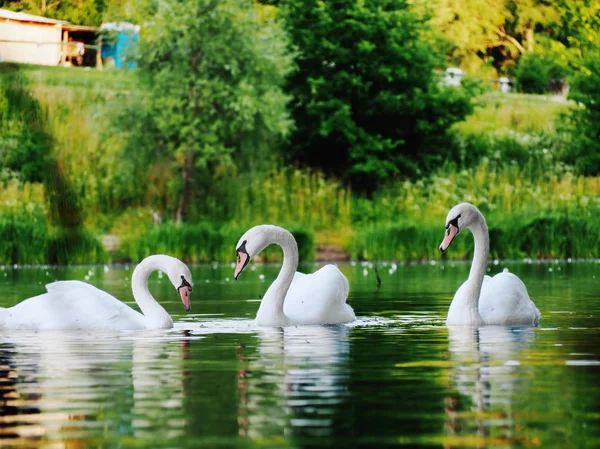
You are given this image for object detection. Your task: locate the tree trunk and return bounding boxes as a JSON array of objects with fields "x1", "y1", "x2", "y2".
[
  {"x1": 174, "y1": 48, "x2": 201, "y2": 224},
  {"x1": 175, "y1": 151, "x2": 194, "y2": 224},
  {"x1": 497, "y1": 25, "x2": 526, "y2": 54},
  {"x1": 525, "y1": 25, "x2": 534, "y2": 52}
]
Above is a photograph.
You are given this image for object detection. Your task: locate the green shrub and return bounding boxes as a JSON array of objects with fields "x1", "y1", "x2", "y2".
[
  {"x1": 125, "y1": 223, "x2": 317, "y2": 263},
  {"x1": 291, "y1": 229, "x2": 315, "y2": 262},
  {"x1": 47, "y1": 230, "x2": 109, "y2": 265},
  {"x1": 515, "y1": 51, "x2": 570, "y2": 94},
  {"x1": 125, "y1": 223, "x2": 225, "y2": 263},
  {"x1": 561, "y1": 52, "x2": 600, "y2": 175},
  {"x1": 0, "y1": 201, "x2": 48, "y2": 264},
  {"x1": 280, "y1": 0, "x2": 475, "y2": 190},
  {"x1": 0, "y1": 218, "x2": 48, "y2": 264},
  {"x1": 0, "y1": 64, "x2": 48, "y2": 182},
  {"x1": 259, "y1": 228, "x2": 316, "y2": 263},
  {"x1": 352, "y1": 215, "x2": 600, "y2": 261}
]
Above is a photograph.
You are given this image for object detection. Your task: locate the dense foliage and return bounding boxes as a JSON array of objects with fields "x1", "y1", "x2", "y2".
[
  {"x1": 0, "y1": 0, "x2": 106, "y2": 25},
  {"x1": 0, "y1": 64, "x2": 46, "y2": 182},
  {"x1": 2, "y1": 0, "x2": 600, "y2": 263},
  {"x1": 561, "y1": 52, "x2": 600, "y2": 175},
  {"x1": 514, "y1": 48, "x2": 570, "y2": 94},
  {"x1": 107, "y1": 0, "x2": 294, "y2": 222},
  {"x1": 279, "y1": 0, "x2": 474, "y2": 190}
]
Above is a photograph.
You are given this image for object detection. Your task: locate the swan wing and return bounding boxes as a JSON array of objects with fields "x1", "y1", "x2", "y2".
[
  {"x1": 1, "y1": 281, "x2": 145, "y2": 330},
  {"x1": 479, "y1": 272, "x2": 540, "y2": 326},
  {"x1": 283, "y1": 264, "x2": 355, "y2": 325}
]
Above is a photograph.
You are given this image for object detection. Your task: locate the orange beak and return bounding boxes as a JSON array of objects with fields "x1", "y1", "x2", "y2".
[
  {"x1": 440, "y1": 224, "x2": 459, "y2": 252},
  {"x1": 234, "y1": 251, "x2": 249, "y2": 280},
  {"x1": 179, "y1": 287, "x2": 191, "y2": 312}
]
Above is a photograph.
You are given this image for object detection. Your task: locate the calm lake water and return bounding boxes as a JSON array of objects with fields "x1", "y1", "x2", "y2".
[{"x1": 0, "y1": 260, "x2": 599, "y2": 448}]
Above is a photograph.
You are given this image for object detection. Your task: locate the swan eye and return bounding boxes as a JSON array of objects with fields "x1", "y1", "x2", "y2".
[
  {"x1": 447, "y1": 214, "x2": 461, "y2": 230},
  {"x1": 178, "y1": 276, "x2": 192, "y2": 292},
  {"x1": 236, "y1": 240, "x2": 248, "y2": 257}
]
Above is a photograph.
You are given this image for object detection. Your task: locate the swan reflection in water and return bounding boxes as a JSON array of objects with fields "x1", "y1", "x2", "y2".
[
  {"x1": 444, "y1": 326, "x2": 537, "y2": 447},
  {"x1": 237, "y1": 325, "x2": 351, "y2": 440},
  {"x1": 0, "y1": 330, "x2": 190, "y2": 446}
]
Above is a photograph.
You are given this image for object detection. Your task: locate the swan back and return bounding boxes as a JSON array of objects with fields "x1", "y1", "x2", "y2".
[
  {"x1": 1, "y1": 281, "x2": 147, "y2": 331},
  {"x1": 479, "y1": 272, "x2": 540, "y2": 326},
  {"x1": 283, "y1": 265, "x2": 354, "y2": 325}
]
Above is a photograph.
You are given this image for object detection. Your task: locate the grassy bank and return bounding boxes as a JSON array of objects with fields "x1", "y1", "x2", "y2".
[
  {"x1": 352, "y1": 215, "x2": 600, "y2": 261},
  {"x1": 1, "y1": 64, "x2": 597, "y2": 264},
  {"x1": 121, "y1": 223, "x2": 315, "y2": 263}
]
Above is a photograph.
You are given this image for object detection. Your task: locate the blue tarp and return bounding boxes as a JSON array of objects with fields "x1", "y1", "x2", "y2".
[{"x1": 100, "y1": 22, "x2": 139, "y2": 69}]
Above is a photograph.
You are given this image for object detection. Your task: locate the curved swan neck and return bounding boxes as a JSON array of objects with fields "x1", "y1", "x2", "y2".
[
  {"x1": 131, "y1": 256, "x2": 173, "y2": 328},
  {"x1": 465, "y1": 212, "x2": 489, "y2": 312},
  {"x1": 255, "y1": 228, "x2": 298, "y2": 326}
]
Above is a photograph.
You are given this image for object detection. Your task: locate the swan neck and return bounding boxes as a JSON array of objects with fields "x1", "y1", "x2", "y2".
[
  {"x1": 466, "y1": 214, "x2": 489, "y2": 308},
  {"x1": 255, "y1": 229, "x2": 298, "y2": 326},
  {"x1": 131, "y1": 256, "x2": 173, "y2": 328}
]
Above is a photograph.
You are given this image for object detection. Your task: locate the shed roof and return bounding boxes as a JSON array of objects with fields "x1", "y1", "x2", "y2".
[
  {"x1": 0, "y1": 8, "x2": 68, "y2": 25},
  {"x1": 63, "y1": 23, "x2": 97, "y2": 32},
  {"x1": 0, "y1": 8, "x2": 97, "y2": 31}
]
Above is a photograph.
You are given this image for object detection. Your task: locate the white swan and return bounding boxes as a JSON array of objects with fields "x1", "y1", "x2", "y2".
[
  {"x1": 233, "y1": 225, "x2": 355, "y2": 327},
  {"x1": 439, "y1": 203, "x2": 540, "y2": 326},
  {"x1": 0, "y1": 255, "x2": 193, "y2": 331}
]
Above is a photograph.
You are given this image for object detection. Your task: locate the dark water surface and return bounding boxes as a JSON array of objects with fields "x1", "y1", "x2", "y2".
[{"x1": 0, "y1": 260, "x2": 599, "y2": 448}]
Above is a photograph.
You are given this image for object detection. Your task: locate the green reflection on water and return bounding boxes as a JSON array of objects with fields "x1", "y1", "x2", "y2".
[{"x1": 0, "y1": 260, "x2": 599, "y2": 448}]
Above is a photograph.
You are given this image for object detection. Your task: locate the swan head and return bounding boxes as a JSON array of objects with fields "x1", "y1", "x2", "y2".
[
  {"x1": 164, "y1": 257, "x2": 193, "y2": 312},
  {"x1": 439, "y1": 202, "x2": 481, "y2": 252},
  {"x1": 234, "y1": 225, "x2": 280, "y2": 280}
]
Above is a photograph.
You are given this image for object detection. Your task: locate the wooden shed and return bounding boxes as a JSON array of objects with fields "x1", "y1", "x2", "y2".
[{"x1": 0, "y1": 9, "x2": 98, "y2": 67}]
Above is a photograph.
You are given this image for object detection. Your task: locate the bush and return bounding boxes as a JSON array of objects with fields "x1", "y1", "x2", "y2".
[
  {"x1": 560, "y1": 52, "x2": 600, "y2": 175},
  {"x1": 0, "y1": 200, "x2": 107, "y2": 265},
  {"x1": 0, "y1": 64, "x2": 48, "y2": 182},
  {"x1": 260, "y1": 228, "x2": 315, "y2": 263},
  {"x1": 515, "y1": 51, "x2": 570, "y2": 94},
  {"x1": 446, "y1": 130, "x2": 562, "y2": 172},
  {"x1": 352, "y1": 215, "x2": 600, "y2": 261},
  {"x1": 124, "y1": 223, "x2": 225, "y2": 263},
  {"x1": 0, "y1": 218, "x2": 48, "y2": 264},
  {"x1": 124, "y1": 223, "x2": 317, "y2": 264},
  {"x1": 47, "y1": 230, "x2": 109, "y2": 265},
  {"x1": 280, "y1": 0, "x2": 475, "y2": 190},
  {"x1": 0, "y1": 200, "x2": 48, "y2": 264}
]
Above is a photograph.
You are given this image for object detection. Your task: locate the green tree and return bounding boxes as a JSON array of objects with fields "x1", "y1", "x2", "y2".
[
  {"x1": 109, "y1": 0, "x2": 294, "y2": 222},
  {"x1": 422, "y1": 0, "x2": 561, "y2": 75},
  {"x1": 514, "y1": 40, "x2": 571, "y2": 93},
  {"x1": 279, "y1": 0, "x2": 474, "y2": 190},
  {"x1": 561, "y1": 52, "x2": 600, "y2": 175},
  {"x1": 1, "y1": 0, "x2": 106, "y2": 25},
  {"x1": 554, "y1": 0, "x2": 600, "y2": 67},
  {"x1": 425, "y1": 0, "x2": 511, "y2": 75}
]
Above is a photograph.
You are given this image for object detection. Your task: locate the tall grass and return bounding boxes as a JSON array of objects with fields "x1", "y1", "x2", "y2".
[
  {"x1": 0, "y1": 182, "x2": 107, "y2": 264},
  {"x1": 123, "y1": 222, "x2": 315, "y2": 263},
  {"x1": 352, "y1": 215, "x2": 600, "y2": 261},
  {"x1": 0, "y1": 180, "x2": 46, "y2": 264},
  {"x1": 353, "y1": 155, "x2": 600, "y2": 229},
  {"x1": 0, "y1": 207, "x2": 48, "y2": 265},
  {"x1": 47, "y1": 229, "x2": 109, "y2": 265},
  {"x1": 22, "y1": 66, "x2": 127, "y2": 225},
  {"x1": 209, "y1": 167, "x2": 352, "y2": 246},
  {"x1": 453, "y1": 92, "x2": 572, "y2": 135}
]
